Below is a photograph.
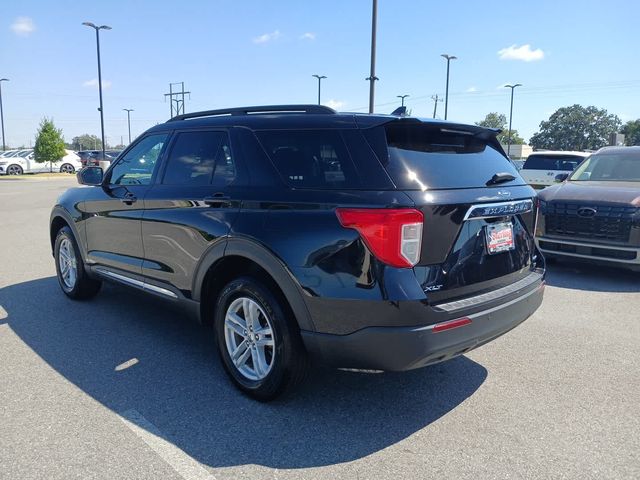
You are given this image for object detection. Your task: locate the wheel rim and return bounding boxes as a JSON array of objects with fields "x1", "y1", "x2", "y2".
[
  {"x1": 224, "y1": 297, "x2": 275, "y2": 381},
  {"x1": 58, "y1": 238, "x2": 77, "y2": 290},
  {"x1": 61, "y1": 164, "x2": 74, "y2": 173},
  {"x1": 7, "y1": 165, "x2": 21, "y2": 175}
]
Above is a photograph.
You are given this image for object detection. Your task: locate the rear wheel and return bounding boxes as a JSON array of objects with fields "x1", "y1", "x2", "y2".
[
  {"x1": 6, "y1": 164, "x2": 23, "y2": 175},
  {"x1": 54, "y1": 226, "x2": 102, "y2": 299},
  {"x1": 214, "y1": 277, "x2": 308, "y2": 401},
  {"x1": 60, "y1": 163, "x2": 75, "y2": 174}
]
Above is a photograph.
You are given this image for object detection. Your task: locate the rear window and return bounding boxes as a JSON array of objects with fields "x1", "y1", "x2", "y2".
[
  {"x1": 256, "y1": 129, "x2": 391, "y2": 189},
  {"x1": 368, "y1": 123, "x2": 522, "y2": 190},
  {"x1": 523, "y1": 154, "x2": 583, "y2": 171}
]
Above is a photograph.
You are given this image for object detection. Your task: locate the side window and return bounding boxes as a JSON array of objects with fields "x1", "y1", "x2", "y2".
[
  {"x1": 162, "y1": 131, "x2": 224, "y2": 185},
  {"x1": 212, "y1": 136, "x2": 236, "y2": 186},
  {"x1": 109, "y1": 134, "x2": 168, "y2": 185},
  {"x1": 256, "y1": 130, "x2": 360, "y2": 188}
]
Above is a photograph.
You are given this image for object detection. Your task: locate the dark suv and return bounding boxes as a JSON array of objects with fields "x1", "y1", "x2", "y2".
[{"x1": 50, "y1": 105, "x2": 545, "y2": 400}]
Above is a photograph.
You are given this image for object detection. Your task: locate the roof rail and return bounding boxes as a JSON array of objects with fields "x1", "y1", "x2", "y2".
[{"x1": 167, "y1": 104, "x2": 336, "y2": 122}]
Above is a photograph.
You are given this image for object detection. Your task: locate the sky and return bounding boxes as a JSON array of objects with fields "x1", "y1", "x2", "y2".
[{"x1": 1, "y1": 0, "x2": 639, "y2": 148}]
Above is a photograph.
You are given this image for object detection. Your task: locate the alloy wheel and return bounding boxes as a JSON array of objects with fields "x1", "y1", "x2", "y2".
[
  {"x1": 58, "y1": 238, "x2": 78, "y2": 290},
  {"x1": 224, "y1": 296, "x2": 275, "y2": 381},
  {"x1": 7, "y1": 165, "x2": 22, "y2": 175}
]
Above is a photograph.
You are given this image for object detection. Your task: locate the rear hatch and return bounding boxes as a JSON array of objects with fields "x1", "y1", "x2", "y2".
[{"x1": 362, "y1": 118, "x2": 541, "y2": 304}]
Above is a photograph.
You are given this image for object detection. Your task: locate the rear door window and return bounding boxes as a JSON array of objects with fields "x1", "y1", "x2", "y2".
[
  {"x1": 369, "y1": 123, "x2": 523, "y2": 190},
  {"x1": 162, "y1": 131, "x2": 227, "y2": 185}
]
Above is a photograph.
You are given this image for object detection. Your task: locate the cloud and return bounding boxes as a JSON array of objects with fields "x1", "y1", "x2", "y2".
[
  {"x1": 83, "y1": 79, "x2": 112, "y2": 89},
  {"x1": 325, "y1": 99, "x2": 344, "y2": 110},
  {"x1": 299, "y1": 32, "x2": 316, "y2": 40},
  {"x1": 10, "y1": 17, "x2": 35, "y2": 36},
  {"x1": 498, "y1": 44, "x2": 544, "y2": 62},
  {"x1": 253, "y1": 30, "x2": 282, "y2": 44},
  {"x1": 466, "y1": 86, "x2": 478, "y2": 93}
]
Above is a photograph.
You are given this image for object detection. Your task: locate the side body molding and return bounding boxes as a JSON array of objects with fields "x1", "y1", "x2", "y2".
[{"x1": 192, "y1": 237, "x2": 316, "y2": 332}]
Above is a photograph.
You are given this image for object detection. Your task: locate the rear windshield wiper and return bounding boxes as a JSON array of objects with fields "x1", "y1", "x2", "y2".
[{"x1": 486, "y1": 172, "x2": 516, "y2": 186}]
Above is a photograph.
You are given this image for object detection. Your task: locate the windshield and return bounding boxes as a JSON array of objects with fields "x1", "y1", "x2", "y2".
[{"x1": 569, "y1": 153, "x2": 640, "y2": 182}]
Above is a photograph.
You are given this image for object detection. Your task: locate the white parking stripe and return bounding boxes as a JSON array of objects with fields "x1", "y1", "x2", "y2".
[{"x1": 119, "y1": 409, "x2": 216, "y2": 480}]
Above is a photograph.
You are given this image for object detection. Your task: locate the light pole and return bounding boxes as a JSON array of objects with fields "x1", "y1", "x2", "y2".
[
  {"x1": 397, "y1": 94, "x2": 409, "y2": 107},
  {"x1": 504, "y1": 83, "x2": 522, "y2": 158},
  {"x1": 312, "y1": 75, "x2": 327, "y2": 105},
  {"x1": 0, "y1": 78, "x2": 8, "y2": 151},
  {"x1": 123, "y1": 108, "x2": 133, "y2": 144},
  {"x1": 83, "y1": 22, "x2": 111, "y2": 160},
  {"x1": 367, "y1": 0, "x2": 378, "y2": 113},
  {"x1": 440, "y1": 54, "x2": 457, "y2": 120}
]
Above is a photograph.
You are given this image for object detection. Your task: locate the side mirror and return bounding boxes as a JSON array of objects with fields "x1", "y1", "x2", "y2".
[
  {"x1": 554, "y1": 173, "x2": 569, "y2": 183},
  {"x1": 77, "y1": 166, "x2": 103, "y2": 186}
]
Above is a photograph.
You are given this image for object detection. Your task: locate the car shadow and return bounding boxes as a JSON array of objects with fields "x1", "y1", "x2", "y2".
[
  {"x1": 544, "y1": 260, "x2": 640, "y2": 292},
  {"x1": 0, "y1": 277, "x2": 487, "y2": 469}
]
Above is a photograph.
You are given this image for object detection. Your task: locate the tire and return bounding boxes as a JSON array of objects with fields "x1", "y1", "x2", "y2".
[
  {"x1": 6, "y1": 164, "x2": 23, "y2": 175},
  {"x1": 54, "y1": 226, "x2": 102, "y2": 300},
  {"x1": 60, "y1": 163, "x2": 75, "y2": 174},
  {"x1": 214, "y1": 276, "x2": 308, "y2": 401}
]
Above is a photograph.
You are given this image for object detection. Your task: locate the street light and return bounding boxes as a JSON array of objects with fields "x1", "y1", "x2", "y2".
[
  {"x1": 123, "y1": 108, "x2": 134, "y2": 144},
  {"x1": 312, "y1": 75, "x2": 327, "y2": 105},
  {"x1": 0, "y1": 78, "x2": 8, "y2": 151},
  {"x1": 440, "y1": 54, "x2": 457, "y2": 120},
  {"x1": 504, "y1": 83, "x2": 523, "y2": 158},
  {"x1": 397, "y1": 94, "x2": 409, "y2": 107},
  {"x1": 83, "y1": 21, "x2": 111, "y2": 160}
]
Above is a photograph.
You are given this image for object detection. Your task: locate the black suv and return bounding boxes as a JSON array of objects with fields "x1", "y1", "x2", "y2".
[{"x1": 50, "y1": 105, "x2": 545, "y2": 400}]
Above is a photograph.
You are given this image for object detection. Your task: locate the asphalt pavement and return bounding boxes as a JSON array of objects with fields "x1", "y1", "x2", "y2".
[{"x1": 0, "y1": 176, "x2": 638, "y2": 480}]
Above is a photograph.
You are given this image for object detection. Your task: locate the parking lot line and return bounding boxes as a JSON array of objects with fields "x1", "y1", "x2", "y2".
[{"x1": 119, "y1": 409, "x2": 216, "y2": 480}]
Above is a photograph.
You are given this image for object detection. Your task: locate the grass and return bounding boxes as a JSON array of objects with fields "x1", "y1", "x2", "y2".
[{"x1": 0, "y1": 172, "x2": 76, "y2": 180}]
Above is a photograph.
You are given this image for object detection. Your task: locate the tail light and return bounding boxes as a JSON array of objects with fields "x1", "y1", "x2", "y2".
[{"x1": 336, "y1": 208, "x2": 423, "y2": 268}]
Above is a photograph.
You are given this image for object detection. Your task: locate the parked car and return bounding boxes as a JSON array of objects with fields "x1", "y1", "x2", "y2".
[
  {"x1": 79, "y1": 150, "x2": 121, "y2": 167},
  {"x1": 536, "y1": 146, "x2": 640, "y2": 270},
  {"x1": 0, "y1": 150, "x2": 81, "y2": 175},
  {"x1": 520, "y1": 151, "x2": 590, "y2": 189},
  {"x1": 50, "y1": 105, "x2": 545, "y2": 400}
]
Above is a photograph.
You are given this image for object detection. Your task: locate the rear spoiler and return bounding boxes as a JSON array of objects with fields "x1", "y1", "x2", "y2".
[{"x1": 355, "y1": 116, "x2": 509, "y2": 159}]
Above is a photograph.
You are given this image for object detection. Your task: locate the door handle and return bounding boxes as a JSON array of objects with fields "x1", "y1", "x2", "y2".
[
  {"x1": 121, "y1": 192, "x2": 137, "y2": 205},
  {"x1": 203, "y1": 194, "x2": 232, "y2": 207}
]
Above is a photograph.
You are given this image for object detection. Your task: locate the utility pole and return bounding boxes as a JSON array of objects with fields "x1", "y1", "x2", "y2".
[
  {"x1": 431, "y1": 94, "x2": 442, "y2": 119},
  {"x1": 440, "y1": 54, "x2": 457, "y2": 120},
  {"x1": 0, "y1": 78, "x2": 8, "y2": 151},
  {"x1": 366, "y1": 0, "x2": 378, "y2": 113},
  {"x1": 312, "y1": 74, "x2": 327, "y2": 105},
  {"x1": 164, "y1": 82, "x2": 190, "y2": 118},
  {"x1": 397, "y1": 94, "x2": 409, "y2": 107},
  {"x1": 504, "y1": 83, "x2": 522, "y2": 158}
]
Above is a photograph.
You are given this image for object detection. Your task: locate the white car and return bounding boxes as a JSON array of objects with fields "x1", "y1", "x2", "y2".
[
  {"x1": 520, "y1": 151, "x2": 590, "y2": 189},
  {"x1": 0, "y1": 150, "x2": 82, "y2": 175}
]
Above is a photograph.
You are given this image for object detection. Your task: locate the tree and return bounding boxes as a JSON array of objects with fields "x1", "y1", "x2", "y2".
[
  {"x1": 476, "y1": 112, "x2": 524, "y2": 145},
  {"x1": 70, "y1": 134, "x2": 102, "y2": 151},
  {"x1": 34, "y1": 118, "x2": 66, "y2": 172},
  {"x1": 529, "y1": 105, "x2": 621, "y2": 151},
  {"x1": 621, "y1": 119, "x2": 640, "y2": 146}
]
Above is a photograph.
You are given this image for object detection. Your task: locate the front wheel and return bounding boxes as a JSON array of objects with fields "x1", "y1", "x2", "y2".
[
  {"x1": 214, "y1": 277, "x2": 308, "y2": 401},
  {"x1": 54, "y1": 226, "x2": 102, "y2": 299},
  {"x1": 60, "y1": 163, "x2": 75, "y2": 174},
  {"x1": 6, "y1": 164, "x2": 23, "y2": 175}
]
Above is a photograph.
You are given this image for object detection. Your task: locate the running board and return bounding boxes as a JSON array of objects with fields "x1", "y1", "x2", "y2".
[{"x1": 94, "y1": 268, "x2": 178, "y2": 299}]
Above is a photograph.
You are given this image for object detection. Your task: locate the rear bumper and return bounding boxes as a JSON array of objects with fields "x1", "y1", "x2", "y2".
[
  {"x1": 301, "y1": 281, "x2": 544, "y2": 371},
  {"x1": 536, "y1": 236, "x2": 640, "y2": 266}
]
